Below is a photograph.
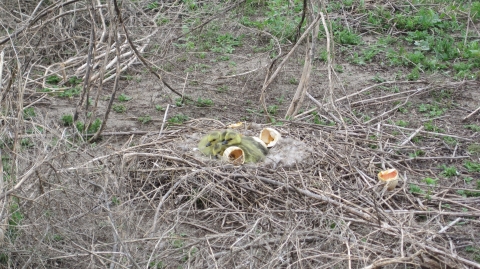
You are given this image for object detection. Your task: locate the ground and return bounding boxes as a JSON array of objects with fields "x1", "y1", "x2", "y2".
[{"x1": 0, "y1": 0, "x2": 480, "y2": 268}]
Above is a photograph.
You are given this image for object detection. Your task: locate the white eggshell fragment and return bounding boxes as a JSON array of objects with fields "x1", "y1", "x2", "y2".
[
  {"x1": 223, "y1": 146, "x2": 245, "y2": 165},
  {"x1": 377, "y1": 168, "x2": 399, "y2": 191},
  {"x1": 259, "y1": 128, "x2": 281, "y2": 148}
]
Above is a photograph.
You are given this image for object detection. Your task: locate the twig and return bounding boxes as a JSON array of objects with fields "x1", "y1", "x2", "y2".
[
  {"x1": 158, "y1": 104, "x2": 170, "y2": 138},
  {"x1": 462, "y1": 104, "x2": 480, "y2": 121}
]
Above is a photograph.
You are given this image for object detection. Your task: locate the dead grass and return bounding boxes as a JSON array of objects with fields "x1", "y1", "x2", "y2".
[{"x1": 1, "y1": 0, "x2": 480, "y2": 268}]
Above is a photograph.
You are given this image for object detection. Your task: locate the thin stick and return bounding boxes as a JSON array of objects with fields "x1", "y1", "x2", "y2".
[
  {"x1": 462, "y1": 104, "x2": 480, "y2": 121},
  {"x1": 158, "y1": 104, "x2": 170, "y2": 138}
]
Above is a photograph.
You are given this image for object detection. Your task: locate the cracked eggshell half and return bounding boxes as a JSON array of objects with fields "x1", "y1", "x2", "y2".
[
  {"x1": 259, "y1": 128, "x2": 281, "y2": 148},
  {"x1": 377, "y1": 168, "x2": 399, "y2": 191},
  {"x1": 223, "y1": 146, "x2": 245, "y2": 165}
]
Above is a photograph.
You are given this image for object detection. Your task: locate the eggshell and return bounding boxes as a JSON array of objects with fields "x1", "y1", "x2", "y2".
[
  {"x1": 377, "y1": 168, "x2": 399, "y2": 191},
  {"x1": 259, "y1": 128, "x2": 281, "y2": 148},
  {"x1": 223, "y1": 146, "x2": 245, "y2": 165}
]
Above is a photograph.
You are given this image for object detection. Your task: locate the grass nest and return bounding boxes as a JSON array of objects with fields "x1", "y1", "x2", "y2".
[{"x1": 2, "y1": 118, "x2": 478, "y2": 268}]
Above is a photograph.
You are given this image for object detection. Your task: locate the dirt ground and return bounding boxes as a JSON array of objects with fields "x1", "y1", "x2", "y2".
[{"x1": 1, "y1": 0, "x2": 480, "y2": 268}]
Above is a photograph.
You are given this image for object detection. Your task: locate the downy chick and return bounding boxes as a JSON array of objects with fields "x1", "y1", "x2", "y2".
[
  {"x1": 222, "y1": 130, "x2": 268, "y2": 163},
  {"x1": 198, "y1": 131, "x2": 225, "y2": 156}
]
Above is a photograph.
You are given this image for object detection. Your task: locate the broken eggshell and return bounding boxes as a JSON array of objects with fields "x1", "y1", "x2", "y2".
[
  {"x1": 222, "y1": 146, "x2": 245, "y2": 165},
  {"x1": 377, "y1": 168, "x2": 399, "y2": 191},
  {"x1": 259, "y1": 128, "x2": 281, "y2": 148}
]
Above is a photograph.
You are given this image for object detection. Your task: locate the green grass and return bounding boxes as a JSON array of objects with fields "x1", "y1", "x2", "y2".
[
  {"x1": 409, "y1": 184, "x2": 424, "y2": 194},
  {"x1": 58, "y1": 87, "x2": 81, "y2": 98},
  {"x1": 196, "y1": 98, "x2": 214, "y2": 107},
  {"x1": 465, "y1": 124, "x2": 480, "y2": 132},
  {"x1": 61, "y1": 114, "x2": 74, "y2": 126},
  {"x1": 137, "y1": 115, "x2": 152, "y2": 124},
  {"x1": 118, "y1": 94, "x2": 132, "y2": 102},
  {"x1": 23, "y1": 107, "x2": 36, "y2": 120},
  {"x1": 168, "y1": 114, "x2": 189, "y2": 124},
  {"x1": 113, "y1": 104, "x2": 127, "y2": 113},
  {"x1": 440, "y1": 165, "x2": 458, "y2": 177},
  {"x1": 46, "y1": 75, "x2": 61, "y2": 85},
  {"x1": 464, "y1": 161, "x2": 480, "y2": 173}
]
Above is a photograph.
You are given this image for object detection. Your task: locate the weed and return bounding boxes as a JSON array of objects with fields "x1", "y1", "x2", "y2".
[
  {"x1": 196, "y1": 98, "x2": 213, "y2": 107},
  {"x1": 89, "y1": 119, "x2": 102, "y2": 133},
  {"x1": 335, "y1": 29, "x2": 362, "y2": 45},
  {"x1": 465, "y1": 124, "x2": 480, "y2": 132},
  {"x1": 211, "y1": 33, "x2": 242, "y2": 54},
  {"x1": 23, "y1": 107, "x2": 36, "y2": 120},
  {"x1": 288, "y1": 78, "x2": 298, "y2": 85},
  {"x1": 137, "y1": 115, "x2": 151, "y2": 124},
  {"x1": 155, "y1": 105, "x2": 165, "y2": 111},
  {"x1": 46, "y1": 75, "x2": 61, "y2": 85},
  {"x1": 58, "y1": 87, "x2": 81, "y2": 98},
  {"x1": 409, "y1": 150, "x2": 425, "y2": 158},
  {"x1": 424, "y1": 177, "x2": 437, "y2": 185},
  {"x1": 61, "y1": 114, "x2": 74, "y2": 126},
  {"x1": 464, "y1": 161, "x2": 480, "y2": 173},
  {"x1": 113, "y1": 104, "x2": 127, "y2": 113},
  {"x1": 395, "y1": 120, "x2": 408, "y2": 127},
  {"x1": 147, "y1": 1, "x2": 159, "y2": 10},
  {"x1": 418, "y1": 103, "x2": 446, "y2": 118},
  {"x1": 20, "y1": 138, "x2": 33, "y2": 148},
  {"x1": 467, "y1": 144, "x2": 480, "y2": 154},
  {"x1": 276, "y1": 95, "x2": 285, "y2": 105},
  {"x1": 371, "y1": 74, "x2": 386, "y2": 83},
  {"x1": 423, "y1": 121, "x2": 443, "y2": 133},
  {"x1": 443, "y1": 136, "x2": 457, "y2": 145},
  {"x1": 217, "y1": 85, "x2": 228, "y2": 92},
  {"x1": 464, "y1": 177, "x2": 473, "y2": 183},
  {"x1": 67, "y1": 76, "x2": 82, "y2": 86},
  {"x1": 409, "y1": 184, "x2": 424, "y2": 194},
  {"x1": 267, "y1": 105, "x2": 278, "y2": 115},
  {"x1": 440, "y1": 165, "x2": 458, "y2": 177},
  {"x1": 149, "y1": 261, "x2": 165, "y2": 269},
  {"x1": 406, "y1": 67, "x2": 420, "y2": 80},
  {"x1": 118, "y1": 93, "x2": 132, "y2": 102},
  {"x1": 168, "y1": 114, "x2": 189, "y2": 124}
]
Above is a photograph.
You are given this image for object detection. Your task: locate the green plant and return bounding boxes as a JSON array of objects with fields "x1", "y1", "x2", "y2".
[
  {"x1": 288, "y1": 77, "x2": 298, "y2": 84},
  {"x1": 137, "y1": 115, "x2": 151, "y2": 124},
  {"x1": 424, "y1": 177, "x2": 437, "y2": 185},
  {"x1": 440, "y1": 165, "x2": 458, "y2": 177},
  {"x1": 168, "y1": 114, "x2": 189, "y2": 124},
  {"x1": 443, "y1": 136, "x2": 457, "y2": 145},
  {"x1": 409, "y1": 150, "x2": 425, "y2": 158},
  {"x1": 395, "y1": 120, "x2": 408, "y2": 127},
  {"x1": 423, "y1": 121, "x2": 443, "y2": 133},
  {"x1": 406, "y1": 67, "x2": 420, "y2": 80},
  {"x1": 335, "y1": 29, "x2": 362, "y2": 45},
  {"x1": 217, "y1": 85, "x2": 228, "y2": 92},
  {"x1": 371, "y1": 74, "x2": 386, "y2": 83},
  {"x1": 155, "y1": 105, "x2": 165, "y2": 111},
  {"x1": 46, "y1": 75, "x2": 61, "y2": 85},
  {"x1": 196, "y1": 98, "x2": 214, "y2": 107},
  {"x1": 467, "y1": 144, "x2": 480, "y2": 154},
  {"x1": 465, "y1": 124, "x2": 480, "y2": 132},
  {"x1": 464, "y1": 161, "x2": 480, "y2": 173},
  {"x1": 58, "y1": 87, "x2": 81, "y2": 98},
  {"x1": 23, "y1": 107, "x2": 36, "y2": 120},
  {"x1": 20, "y1": 138, "x2": 33, "y2": 148},
  {"x1": 113, "y1": 104, "x2": 126, "y2": 113},
  {"x1": 68, "y1": 76, "x2": 82, "y2": 86},
  {"x1": 147, "y1": 1, "x2": 159, "y2": 9},
  {"x1": 267, "y1": 105, "x2": 278, "y2": 115},
  {"x1": 418, "y1": 103, "x2": 446, "y2": 118},
  {"x1": 61, "y1": 114, "x2": 74, "y2": 126},
  {"x1": 118, "y1": 94, "x2": 132, "y2": 102},
  {"x1": 409, "y1": 184, "x2": 424, "y2": 194}
]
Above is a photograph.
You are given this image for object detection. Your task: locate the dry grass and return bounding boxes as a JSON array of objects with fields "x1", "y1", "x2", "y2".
[{"x1": 1, "y1": 0, "x2": 480, "y2": 268}]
